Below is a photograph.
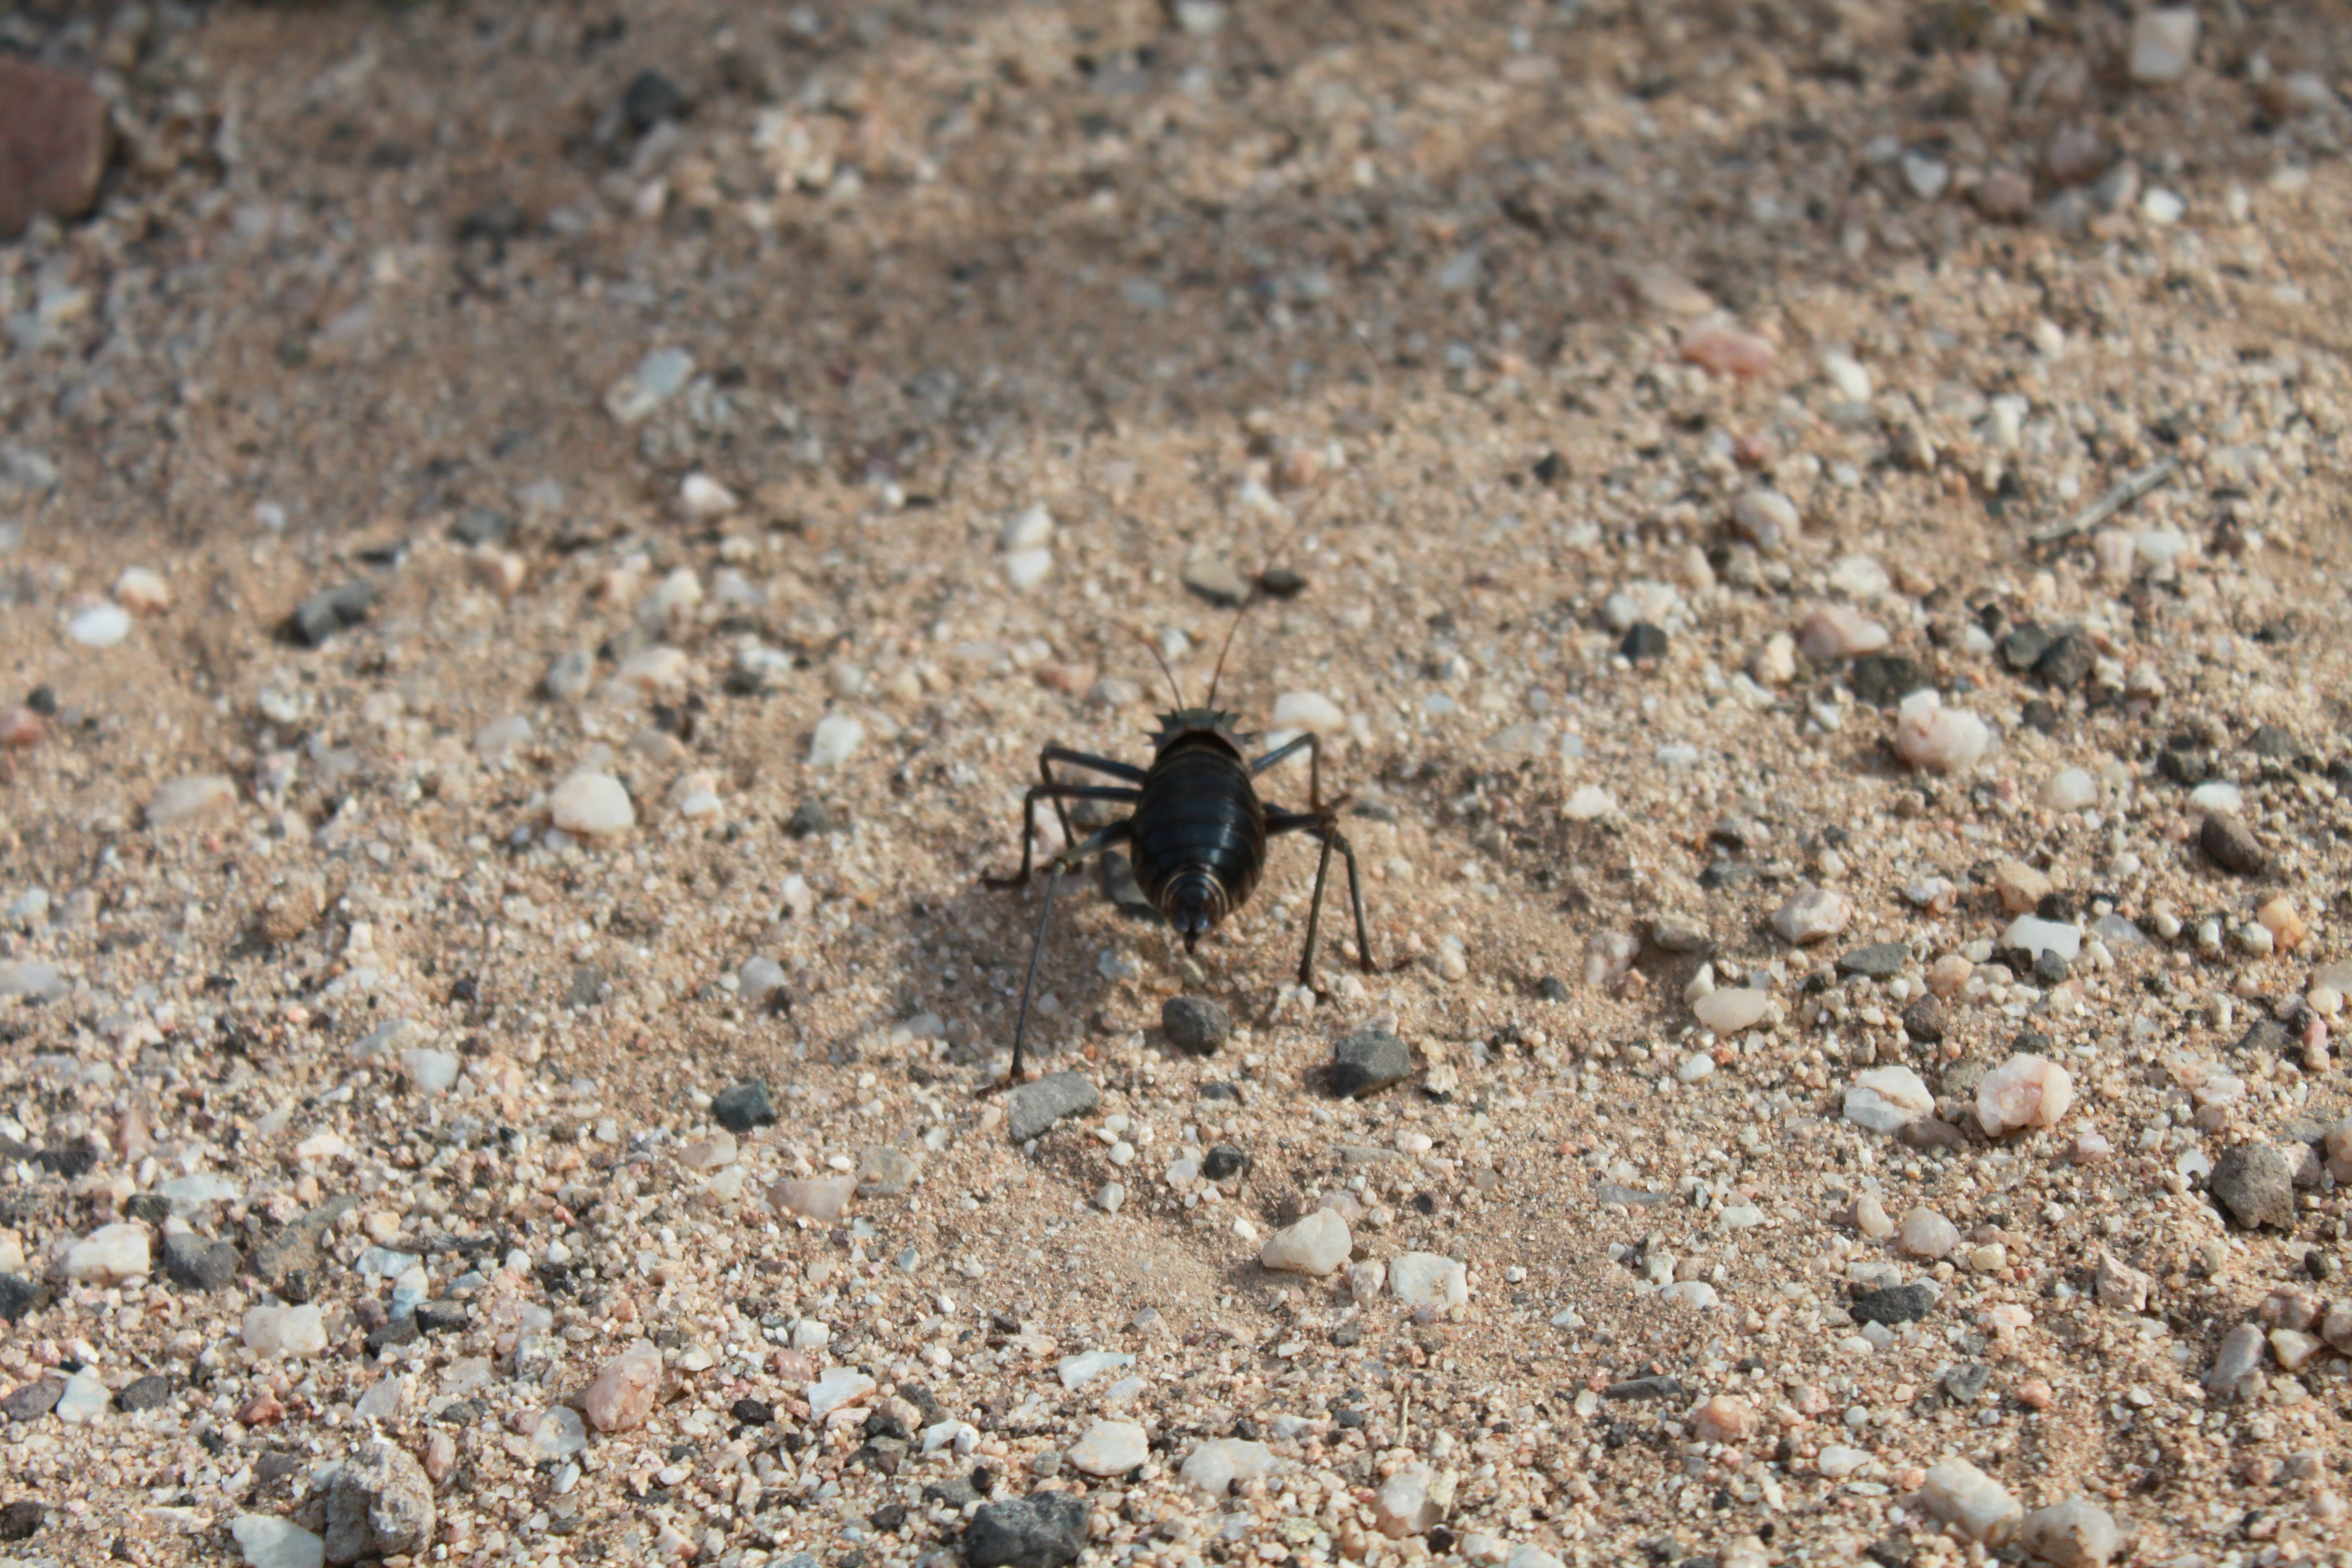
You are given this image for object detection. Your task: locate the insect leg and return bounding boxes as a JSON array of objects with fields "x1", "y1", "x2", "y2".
[
  {"x1": 1039, "y1": 746, "x2": 1148, "y2": 784},
  {"x1": 1269, "y1": 808, "x2": 1376, "y2": 982},
  {"x1": 982, "y1": 785, "x2": 1140, "y2": 889},
  {"x1": 1002, "y1": 821, "x2": 1133, "y2": 1084},
  {"x1": 1247, "y1": 731, "x2": 1325, "y2": 810}
]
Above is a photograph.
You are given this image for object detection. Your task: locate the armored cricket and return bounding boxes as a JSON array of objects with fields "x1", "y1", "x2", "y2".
[{"x1": 983, "y1": 572, "x2": 1375, "y2": 1082}]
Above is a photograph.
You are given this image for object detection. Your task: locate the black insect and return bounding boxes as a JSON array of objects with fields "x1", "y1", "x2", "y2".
[{"x1": 983, "y1": 586, "x2": 1374, "y2": 1082}]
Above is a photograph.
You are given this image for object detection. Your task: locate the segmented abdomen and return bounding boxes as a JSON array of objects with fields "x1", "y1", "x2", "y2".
[{"x1": 1128, "y1": 739, "x2": 1265, "y2": 921}]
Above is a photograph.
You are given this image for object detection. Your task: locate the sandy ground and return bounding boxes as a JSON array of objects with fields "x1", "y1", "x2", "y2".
[{"x1": 3, "y1": 1, "x2": 2352, "y2": 1566}]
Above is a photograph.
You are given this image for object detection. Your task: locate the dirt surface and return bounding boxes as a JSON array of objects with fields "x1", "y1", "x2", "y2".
[{"x1": 3, "y1": 1, "x2": 2352, "y2": 1566}]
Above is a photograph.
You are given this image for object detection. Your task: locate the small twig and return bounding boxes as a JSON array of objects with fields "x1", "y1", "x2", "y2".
[{"x1": 2027, "y1": 457, "x2": 2179, "y2": 547}]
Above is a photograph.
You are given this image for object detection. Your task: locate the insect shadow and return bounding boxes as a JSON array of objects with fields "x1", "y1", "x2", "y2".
[{"x1": 981, "y1": 566, "x2": 1376, "y2": 1086}]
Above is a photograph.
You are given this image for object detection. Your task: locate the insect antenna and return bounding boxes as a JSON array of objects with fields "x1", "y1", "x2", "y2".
[
  {"x1": 1205, "y1": 508, "x2": 1316, "y2": 709},
  {"x1": 1105, "y1": 619, "x2": 1188, "y2": 710}
]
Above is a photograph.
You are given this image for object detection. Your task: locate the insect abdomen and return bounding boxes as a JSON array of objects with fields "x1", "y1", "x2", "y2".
[{"x1": 1128, "y1": 738, "x2": 1265, "y2": 935}]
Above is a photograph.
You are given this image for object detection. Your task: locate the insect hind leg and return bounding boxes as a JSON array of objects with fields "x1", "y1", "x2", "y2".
[
  {"x1": 1267, "y1": 808, "x2": 1375, "y2": 985},
  {"x1": 994, "y1": 820, "x2": 1133, "y2": 1089},
  {"x1": 1247, "y1": 730, "x2": 1336, "y2": 813}
]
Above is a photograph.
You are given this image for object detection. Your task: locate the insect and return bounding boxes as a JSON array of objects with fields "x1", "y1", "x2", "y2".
[{"x1": 983, "y1": 579, "x2": 1374, "y2": 1083}]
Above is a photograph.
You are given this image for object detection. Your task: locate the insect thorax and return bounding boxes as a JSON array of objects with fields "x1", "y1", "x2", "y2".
[{"x1": 1149, "y1": 708, "x2": 1253, "y2": 755}]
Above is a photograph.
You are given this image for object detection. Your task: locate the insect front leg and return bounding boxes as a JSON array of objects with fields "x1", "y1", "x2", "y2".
[
  {"x1": 982, "y1": 783, "x2": 1139, "y2": 889},
  {"x1": 1248, "y1": 731, "x2": 1332, "y2": 813},
  {"x1": 998, "y1": 820, "x2": 1133, "y2": 1088}
]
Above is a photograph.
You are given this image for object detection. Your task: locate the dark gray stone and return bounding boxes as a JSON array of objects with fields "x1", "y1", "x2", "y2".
[
  {"x1": 1901, "y1": 994, "x2": 1947, "y2": 1043},
  {"x1": 1161, "y1": 997, "x2": 1231, "y2": 1054},
  {"x1": 1849, "y1": 653, "x2": 1928, "y2": 709},
  {"x1": 1998, "y1": 622, "x2": 2054, "y2": 672},
  {"x1": 1836, "y1": 943, "x2": 1907, "y2": 979},
  {"x1": 1329, "y1": 1027, "x2": 1411, "y2": 1099},
  {"x1": 1897, "y1": 1117, "x2": 1969, "y2": 1151},
  {"x1": 964, "y1": 1492, "x2": 1090, "y2": 1568},
  {"x1": 712, "y1": 1081, "x2": 777, "y2": 1133},
  {"x1": 2210, "y1": 1143, "x2": 2297, "y2": 1230},
  {"x1": 1201, "y1": 1144, "x2": 1249, "y2": 1182},
  {"x1": 162, "y1": 1232, "x2": 240, "y2": 1292},
  {"x1": 1620, "y1": 622, "x2": 1668, "y2": 661},
  {"x1": 290, "y1": 580, "x2": 376, "y2": 647},
  {"x1": 324, "y1": 1437, "x2": 436, "y2": 1565},
  {"x1": 1005, "y1": 1074, "x2": 1099, "y2": 1143},
  {"x1": 784, "y1": 799, "x2": 833, "y2": 838},
  {"x1": 114, "y1": 1373, "x2": 172, "y2": 1413},
  {"x1": 1603, "y1": 1375, "x2": 1686, "y2": 1402},
  {"x1": 0, "y1": 1380, "x2": 59, "y2": 1421},
  {"x1": 451, "y1": 507, "x2": 510, "y2": 547},
  {"x1": 2032, "y1": 630, "x2": 2096, "y2": 689},
  {"x1": 0, "y1": 1275, "x2": 38, "y2": 1322},
  {"x1": 620, "y1": 69, "x2": 687, "y2": 133},
  {"x1": 2235, "y1": 1021, "x2": 2295, "y2": 1058},
  {"x1": 1851, "y1": 1282, "x2": 1938, "y2": 1325},
  {"x1": 2200, "y1": 814, "x2": 2267, "y2": 876},
  {"x1": 2249, "y1": 724, "x2": 2297, "y2": 758},
  {"x1": 1942, "y1": 1363, "x2": 1992, "y2": 1403},
  {"x1": 565, "y1": 965, "x2": 608, "y2": 1009}
]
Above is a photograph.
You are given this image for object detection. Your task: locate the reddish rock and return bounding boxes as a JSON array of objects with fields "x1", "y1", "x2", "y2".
[
  {"x1": 0, "y1": 59, "x2": 111, "y2": 239},
  {"x1": 1679, "y1": 322, "x2": 1777, "y2": 380}
]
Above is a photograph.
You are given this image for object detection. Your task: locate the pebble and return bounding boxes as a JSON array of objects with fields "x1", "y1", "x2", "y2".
[
  {"x1": 549, "y1": 772, "x2": 635, "y2": 836},
  {"x1": 2129, "y1": 6, "x2": 2200, "y2": 82},
  {"x1": 712, "y1": 1080, "x2": 777, "y2": 1132},
  {"x1": 1181, "y1": 553, "x2": 1249, "y2": 608},
  {"x1": 1179, "y1": 1438, "x2": 1277, "y2": 1495},
  {"x1": 146, "y1": 773, "x2": 237, "y2": 829},
  {"x1": 2000, "y1": 914, "x2": 2082, "y2": 962},
  {"x1": 1330, "y1": 1027, "x2": 1411, "y2": 1098},
  {"x1": 290, "y1": 581, "x2": 376, "y2": 647},
  {"x1": 1679, "y1": 321, "x2": 1776, "y2": 379},
  {"x1": 1271, "y1": 690, "x2": 1344, "y2": 733},
  {"x1": 163, "y1": 1233, "x2": 241, "y2": 1291},
  {"x1": 1387, "y1": 1252, "x2": 1469, "y2": 1310},
  {"x1": 1845, "y1": 1066, "x2": 1934, "y2": 1134},
  {"x1": 2041, "y1": 767, "x2": 2098, "y2": 811},
  {"x1": 1065, "y1": 1419, "x2": 1148, "y2": 1476},
  {"x1": 231, "y1": 1514, "x2": 326, "y2": 1568},
  {"x1": 1892, "y1": 689, "x2": 1992, "y2": 774},
  {"x1": 2209, "y1": 1143, "x2": 2296, "y2": 1229},
  {"x1": 67, "y1": 600, "x2": 131, "y2": 647},
  {"x1": 1851, "y1": 1282, "x2": 1937, "y2": 1325},
  {"x1": 1260, "y1": 1209, "x2": 1351, "y2": 1276},
  {"x1": 543, "y1": 649, "x2": 594, "y2": 701},
  {"x1": 1006, "y1": 1073, "x2": 1100, "y2": 1140},
  {"x1": 1992, "y1": 859, "x2": 2052, "y2": 914},
  {"x1": 1920, "y1": 1457, "x2": 2022, "y2": 1545},
  {"x1": 1897, "y1": 1207, "x2": 1962, "y2": 1259},
  {"x1": 1003, "y1": 548, "x2": 1053, "y2": 591},
  {"x1": 2021, "y1": 1499, "x2": 2127, "y2": 1568},
  {"x1": 809, "y1": 714, "x2": 865, "y2": 768},
  {"x1": 1690, "y1": 1395, "x2": 1756, "y2": 1442},
  {"x1": 770, "y1": 1177, "x2": 853, "y2": 1222},
  {"x1": 605, "y1": 347, "x2": 695, "y2": 424},
  {"x1": 1375, "y1": 1464, "x2": 1451, "y2": 1537},
  {"x1": 677, "y1": 1130, "x2": 737, "y2": 1173},
  {"x1": 1796, "y1": 606, "x2": 1886, "y2": 661},
  {"x1": 965, "y1": 1493, "x2": 1089, "y2": 1568},
  {"x1": 2205, "y1": 1323, "x2": 2267, "y2": 1400},
  {"x1": 585, "y1": 1341, "x2": 663, "y2": 1431},
  {"x1": 243, "y1": 1304, "x2": 327, "y2": 1359},
  {"x1": 0, "y1": 57, "x2": 111, "y2": 239},
  {"x1": 1001, "y1": 504, "x2": 1054, "y2": 552},
  {"x1": 1562, "y1": 784, "x2": 1617, "y2": 822},
  {"x1": 1057, "y1": 1351, "x2": 1134, "y2": 1391},
  {"x1": 1977, "y1": 1053, "x2": 2073, "y2": 1136},
  {"x1": 1162, "y1": 996, "x2": 1231, "y2": 1053},
  {"x1": 53, "y1": 1369, "x2": 109, "y2": 1423},
  {"x1": 2200, "y1": 813, "x2": 2267, "y2": 875},
  {"x1": 324, "y1": 1438, "x2": 436, "y2": 1564},
  {"x1": 401, "y1": 1047, "x2": 459, "y2": 1095},
  {"x1": 1728, "y1": 489, "x2": 1800, "y2": 552},
  {"x1": 65, "y1": 1222, "x2": 150, "y2": 1285},
  {"x1": 2095, "y1": 1250, "x2": 2152, "y2": 1313},
  {"x1": 1770, "y1": 887, "x2": 1851, "y2": 945},
  {"x1": 1693, "y1": 987, "x2": 1767, "y2": 1034}
]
